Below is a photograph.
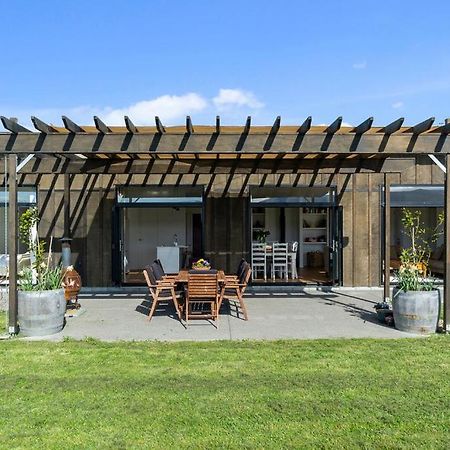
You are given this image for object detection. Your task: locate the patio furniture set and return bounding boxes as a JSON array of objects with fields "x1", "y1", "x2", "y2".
[
  {"x1": 251, "y1": 242, "x2": 298, "y2": 281},
  {"x1": 143, "y1": 259, "x2": 250, "y2": 325}
]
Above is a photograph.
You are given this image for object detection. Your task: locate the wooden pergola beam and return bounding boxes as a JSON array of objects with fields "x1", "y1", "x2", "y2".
[
  {"x1": 408, "y1": 117, "x2": 435, "y2": 135},
  {"x1": 352, "y1": 117, "x2": 373, "y2": 134},
  {"x1": 31, "y1": 116, "x2": 59, "y2": 134},
  {"x1": 215, "y1": 116, "x2": 221, "y2": 134},
  {"x1": 382, "y1": 118, "x2": 404, "y2": 135},
  {"x1": 186, "y1": 116, "x2": 194, "y2": 134},
  {"x1": 155, "y1": 116, "x2": 165, "y2": 134},
  {"x1": 93, "y1": 116, "x2": 111, "y2": 134},
  {"x1": 298, "y1": 116, "x2": 312, "y2": 134},
  {"x1": 2, "y1": 154, "x2": 412, "y2": 175},
  {"x1": 243, "y1": 116, "x2": 251, "y2": 134},
  {"x1": 0, "y1": 116, "x2": 31, "y2": 133},
  {"x1": 124, "y1": 116, "x2": 137, "y2": 133},
  {"x1": 270, "y1": 116, "x2": 281, "y2": 135},
  {"x1": 62, "y1": 116, "x2": 84, "y2": 133},
  {"x1": 1, "y1": 132, "x2": 450, "y2": 154},
  {"x1": 325, "y1": 117, "x2": 342, "y2": 134}
]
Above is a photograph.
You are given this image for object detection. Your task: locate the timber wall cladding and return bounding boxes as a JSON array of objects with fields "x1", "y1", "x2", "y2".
[{"x1": 11, "y1": 162, "x2": 444, "y2": 287}]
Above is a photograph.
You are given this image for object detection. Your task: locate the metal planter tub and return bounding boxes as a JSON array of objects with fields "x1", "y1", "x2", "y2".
[
  {"x1": 18, "y1": 288, "x2": 66, "y2": 336},
  {"x1": 392, "y1": 288, "x2": 440, "y2": 335}
]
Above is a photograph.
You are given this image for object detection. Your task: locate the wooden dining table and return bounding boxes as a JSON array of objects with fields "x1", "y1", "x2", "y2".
[{"x1": 175, "y1": 269, "x2": 226, "y2": 283}]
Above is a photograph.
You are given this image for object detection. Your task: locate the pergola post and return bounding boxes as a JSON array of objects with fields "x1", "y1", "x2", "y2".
[
  {"x1": 61, "y1": 174, "x2": 72, "y2": 268},
  {"x1": 384, "y1": 175, "x2": 390, "y2": 302},
  {"x1": 444, "y1": 156, "x2": 450, "y2": 332},
  {"x1": 7, "y1": 154, "x2": 18, "y2": 334}
]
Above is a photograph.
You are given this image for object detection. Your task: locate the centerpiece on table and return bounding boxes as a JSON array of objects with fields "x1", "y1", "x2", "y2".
[
  {"x1": 192, "y1": 258, "x2": 211, "y2": 270},
  {"x1": 17, "y1": 207, "x2": 66, "y2": 336},
  {"x1": 392, "y1": 208, "x2": 443, "y2": 334}
]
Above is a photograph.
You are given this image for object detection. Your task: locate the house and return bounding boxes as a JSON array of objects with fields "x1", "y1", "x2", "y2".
[{"x1": 1, "y1": 114, "x2": 450, "y2": 332}]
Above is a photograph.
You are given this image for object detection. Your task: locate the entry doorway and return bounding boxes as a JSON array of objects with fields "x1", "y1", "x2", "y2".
[
  {"x1": 121, "y1": 207, "x2": 202, "y2": 284},
  {"x1": 249, "y1": 187, "x2": 342, "y2": 285},
  {"x1": 112, "y1": 186, "x2": 204, "y2": 285}
]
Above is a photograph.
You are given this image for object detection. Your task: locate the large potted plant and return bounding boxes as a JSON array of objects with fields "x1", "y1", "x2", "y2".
[
  {"x1": 392, "y1": 208, "x2": 443, "y2": 334},
  {"x1": 17, "y1": 207, "x2": 65, "y2": 336}
]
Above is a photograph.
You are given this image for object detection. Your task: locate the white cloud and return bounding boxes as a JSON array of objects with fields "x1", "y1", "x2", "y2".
[
  {"x1": 352, "y1": 61, "x2": 367, "y2": 70},
  {"x1": 1, "y1": 88, "x2": 266, "y2": 129},
  {"x1": 101, "y1": 93, "x2": 208, "y2": 125},
  {"x1": 213, "y1": 88, "x2": 264, "y2": 110},
  {"x1": 392, "y1": 101, "x2": 404, "y2": 109}
]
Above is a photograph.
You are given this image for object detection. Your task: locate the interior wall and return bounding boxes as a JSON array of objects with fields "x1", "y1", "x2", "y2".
[
  {"x1": 124, "y1": 207, "x2": 193, "y2": 270},
  {"x1": 285, "y1": 208, "x2": 299, "y2": 243},
  {"x1": 265, "y1": 208, "x2": 281, "y2": 242}
]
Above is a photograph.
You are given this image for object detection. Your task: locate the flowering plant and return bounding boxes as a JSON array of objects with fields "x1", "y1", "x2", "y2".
[
  {"x1": 18, "y1": 207, "x2": 63, "y2": 291},
  {"x1": 192, "y1": 258, "x2": 211, "y2": 270}
]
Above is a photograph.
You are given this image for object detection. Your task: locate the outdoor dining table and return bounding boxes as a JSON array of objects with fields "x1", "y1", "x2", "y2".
[{"x1": 175, "y1": 269, "x2": 226, "y2": 283}]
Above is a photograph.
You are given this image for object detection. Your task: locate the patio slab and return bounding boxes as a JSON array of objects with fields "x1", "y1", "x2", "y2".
[{"x1": 24, "y1": 288, "x2": 421, "y2": 342}]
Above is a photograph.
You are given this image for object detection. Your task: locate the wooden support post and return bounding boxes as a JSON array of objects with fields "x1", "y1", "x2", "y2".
[
  {"x1": 61, "y1": 174, "x2": 72, "y2": 268},
  {"x1": 7, "y1": 154, "x2": 18, "y2": 334},
  {"x1": 64, "y1": 174, "x2": 70, "y2": 238},
  {"x1": 384, "y1": 175, "x2": 390, "y2": 302},
  {"x1": 444, "y1": 156, "x2": 450, "y2": 332}
]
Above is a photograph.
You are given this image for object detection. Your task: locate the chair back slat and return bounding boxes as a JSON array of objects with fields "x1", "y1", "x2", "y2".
[
  {"x1": 236, "y1": 258, "x2": 246, "y2": 276},
  {"x1": 151, "y1": 261, "x2": 164, "y2": 280},
  {"x1": 188, "y1": 273, "x2": 218, "y2": 299}
]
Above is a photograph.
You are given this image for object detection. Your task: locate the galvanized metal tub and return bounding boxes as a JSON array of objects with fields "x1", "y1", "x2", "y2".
[
  {"x1": 392, "y1": 288, "x2": 439, "y2": 335},
  {"x1": 18, "y1": 289, "x2": 66, "y2": 336}
]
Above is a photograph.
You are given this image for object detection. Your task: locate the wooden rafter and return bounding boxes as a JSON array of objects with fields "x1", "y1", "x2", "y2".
[
  {"x1": 155, "y1": 116, "x2": 165, "y2": 134},
  {"x1": 243, "y1": 116, "x2": 251, "y2": 134},
  {"x1": 215, "y1": 116, "x2": 221, "y2": 134},
  {"x1": 0, "y1": 116, "x2": 31, "y2": 133},
  {"x1": 62, "y1": 116, "x2": 84, "y2": 133},
  {"x1": 124, "y1": 116, "x2": 138, "y2": 133},
  {"x1": 298, "y1": 116, "x2": 312, "y2": 134},
  {"x1": 325, "y1": 117, "x2": 342, "y2": 134},
  {"x1": 31, "y1": 116, "x2": 58, "y2": 134},
  {"x1": 352, "y1": 117, "x2": 373, "y2": 134},
  {"x1": 382, "y1": 117, "x2": 404, "y2": 135},
  {"x1": 94, "y1": 116, "x2": 111, "y2": 134},
  {"x1": 270, "y1": 116, "x2": 281, "y2": 135},
  {"x1": 408, "y1": 117, "x2": 435, "y2": 134},
  {"x1": 186, "y1": 116, "x2": 194, "y2": 134}
]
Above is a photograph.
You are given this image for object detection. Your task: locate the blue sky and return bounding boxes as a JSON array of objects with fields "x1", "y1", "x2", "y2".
[{"x1": 1, "y1": 0, "x2": 450, "y2": 128}]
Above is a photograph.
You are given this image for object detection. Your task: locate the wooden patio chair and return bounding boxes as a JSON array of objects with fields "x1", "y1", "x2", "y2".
[
  {"x1": 225, "y1": 258, "x2": 246, "y2": 283},
  {"x1": 152, "y1": 259, "x2": 177, "y2": 282},
  {"x1": 219, "y1": 263, "x2": 250, "y2": 320},
  {"x1": 186, "y1": 272, "x2": 221, "y2": 325},
  {"x1": 143, "y1": 266, "x2": 183, "y2": 321}
]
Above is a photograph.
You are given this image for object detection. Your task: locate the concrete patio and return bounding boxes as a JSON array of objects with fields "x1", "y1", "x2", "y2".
[{"x1": 27, "y1": 288, "x2": 422, "y2": 342}]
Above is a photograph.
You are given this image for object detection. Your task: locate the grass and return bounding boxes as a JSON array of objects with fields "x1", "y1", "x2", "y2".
[
  {"x1": 0, "y1": 337, "x2": 449, "y2": 449},
  {"x1": 0, "y1": 310, "x2": 6, "y2": 334}
]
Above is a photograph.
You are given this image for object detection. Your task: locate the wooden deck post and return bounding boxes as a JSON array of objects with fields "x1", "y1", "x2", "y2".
[
  {"x1": 7, "y1": 154, "x2": 18, "y2": 334},
  {"x1": 384, "y1": 175, "x2": 390, "y2": 302},
  {"x1": 444, "y1": 156, "x2": 450, "y2": 332}
]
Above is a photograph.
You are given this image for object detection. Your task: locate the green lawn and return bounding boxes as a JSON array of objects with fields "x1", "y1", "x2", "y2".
[
  {"x1": 0, "y1": 310, "x2": 5, "y2": 334},
  {"x1": 0, "y1": 338, "x2": 449, "y2": 449}
]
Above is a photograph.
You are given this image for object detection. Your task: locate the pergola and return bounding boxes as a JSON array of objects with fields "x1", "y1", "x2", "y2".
[{"x1": 1, "y1": 114, "x2": 450, "y2": 334}]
